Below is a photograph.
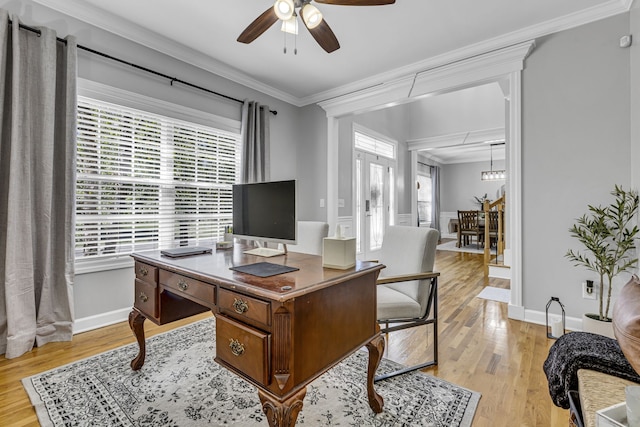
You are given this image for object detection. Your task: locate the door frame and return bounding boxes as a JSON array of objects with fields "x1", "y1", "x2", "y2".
[{"x1": 352, "y1": 124, "x2": 398, "y2": 259}]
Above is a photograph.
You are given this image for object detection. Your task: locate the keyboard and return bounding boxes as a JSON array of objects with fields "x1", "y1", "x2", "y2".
[{"x1": 243, "y1": 247, "x2": 285, "y2": 257}]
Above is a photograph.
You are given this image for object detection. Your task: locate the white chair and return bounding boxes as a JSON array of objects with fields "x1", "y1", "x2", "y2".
[
  {"x1": 376, "y1": 225, "x2": 440, "y2": 381},
  {"x1": 287, "y1": 221, "x2": 329, "y2": 255}
]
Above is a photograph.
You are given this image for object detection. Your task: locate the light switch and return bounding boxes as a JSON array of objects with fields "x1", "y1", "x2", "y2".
[{"x1": 320, "y1": 198, "x2": 325, "y2": 208}]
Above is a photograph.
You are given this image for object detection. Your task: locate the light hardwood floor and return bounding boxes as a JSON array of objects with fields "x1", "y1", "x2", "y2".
[{"x1": 0, "y1": 247, "x2": 568, "y2": 426}]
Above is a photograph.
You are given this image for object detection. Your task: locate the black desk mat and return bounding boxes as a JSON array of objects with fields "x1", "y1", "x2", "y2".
[{"x1": 230, "y1": 262, "x2": 299, "y2": 278}]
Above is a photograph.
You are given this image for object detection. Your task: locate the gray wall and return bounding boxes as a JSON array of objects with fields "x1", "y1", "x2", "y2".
[
  {"x1": 632, "y1": 2, "x2": 640, "y2": 195},
  {"x1": 297, "y1": 104, "x2": 329, "y2": 221},
  {"x1": 522, "y1": 13, "x2": 632, "y2": 318},
  {"x1": 440, "y1": 160, "x2": 506, "y2": 212}
]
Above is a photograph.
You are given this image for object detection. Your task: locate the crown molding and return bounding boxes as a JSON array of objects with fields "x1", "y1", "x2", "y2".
[
  {"x1": 32, "y1": 0, "x2": 300, "y2": 106},
  {"x1": 318, "y1": 75, "x2": 416, "y2": 118},
  {"x1": 33, "y1": 0, "x2": 632, "y2": 108}
]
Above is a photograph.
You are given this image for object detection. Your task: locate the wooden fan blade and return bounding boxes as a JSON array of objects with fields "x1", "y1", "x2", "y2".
[
  {"x1": 237, "y1": 7, "x2": 279, "y2": 44},
  {"x1": 305, "y1": 19, "x2": 340, "y2": 53},
  {"x1": 314, "y1": 0, "x2": 395, "y2": 5}
]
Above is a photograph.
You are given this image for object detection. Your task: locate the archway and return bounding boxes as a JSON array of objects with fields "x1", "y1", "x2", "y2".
[{"x1": 318, "y1": 40, "x2": 534, "y2": 320}]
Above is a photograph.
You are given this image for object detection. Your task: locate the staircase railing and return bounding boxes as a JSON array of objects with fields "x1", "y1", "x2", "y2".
[{"x1": 482, "y1": 195, "x2": 505, "y2": 277}]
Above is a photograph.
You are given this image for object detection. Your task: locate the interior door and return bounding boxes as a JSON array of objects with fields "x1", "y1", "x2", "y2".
[{"x1": 356, "y1": 152, "x2": 393, "y2": 260}]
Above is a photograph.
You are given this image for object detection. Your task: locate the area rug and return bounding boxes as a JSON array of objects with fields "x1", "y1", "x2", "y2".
[
  {"x1": 22, "y1": 318, "x2": 480, "y2": 427},
  {"x1": 476, "y1": 286, "x2": 511, "y2": 303},
  {"x1": 436, "y1": 240, "x2": 484, "y2": 254}
]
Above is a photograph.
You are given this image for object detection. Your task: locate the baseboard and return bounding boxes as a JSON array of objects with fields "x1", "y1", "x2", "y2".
[
  {"x1": 523, "y1": 308, "x2": 582, "y2": 333},
  {"x1": 73, "y1": 307, "x2": 130, "y2": 334},
  {"x1": 508, "y1": 304, "x2": 525, "y2": 321}
]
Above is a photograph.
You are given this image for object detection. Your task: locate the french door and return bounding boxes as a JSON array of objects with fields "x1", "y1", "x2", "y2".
[{"x1": 355, "y1": 152, "x2": 395, "y2": 260}]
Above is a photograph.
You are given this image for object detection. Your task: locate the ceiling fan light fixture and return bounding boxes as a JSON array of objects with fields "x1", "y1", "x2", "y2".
[
  {"x1": 274, "y1": 0, "x2": 294, "y2": 21},
  {"x1": 301, "y1": 4, "x2": 323, "y2": 29},
  {"x1": 280, "y1": 16, "x2": 299, "y2": 34}
]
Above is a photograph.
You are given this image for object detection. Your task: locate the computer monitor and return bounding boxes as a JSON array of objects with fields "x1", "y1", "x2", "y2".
[{"x1": 232, "y1": 180, "x2": 297, "y2": 255}]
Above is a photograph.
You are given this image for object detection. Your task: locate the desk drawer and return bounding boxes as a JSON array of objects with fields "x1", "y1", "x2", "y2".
[
  {"x1": 218, "y1": 288, "x2": 271, "y2": 326},
  {"x1": 216, "y1": 314, "x2": 270, "y2": 386},
  {"x1": 160, "y1": 271, "x2": 215, "y2": 305},
  {"x1": 135, "y1": 261, "x2": 157, "y2": 286},
  {"x1": 134, "y1": 278, "x2": 157, "y2": 318}
]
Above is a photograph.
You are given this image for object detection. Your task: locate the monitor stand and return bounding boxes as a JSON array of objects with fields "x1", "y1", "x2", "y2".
[{"x1": 243, "y1": 243, "x2": 288, "y2": 257}]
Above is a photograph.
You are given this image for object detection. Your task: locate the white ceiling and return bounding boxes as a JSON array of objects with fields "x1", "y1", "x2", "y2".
[{"x1": 33, "y1": 0, "x2": 631, "y2": 107}]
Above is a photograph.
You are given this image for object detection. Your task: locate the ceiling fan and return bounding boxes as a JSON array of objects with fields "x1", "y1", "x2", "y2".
[{"x1": 237, "y1": 0, "x2": 396, "y2": 53}]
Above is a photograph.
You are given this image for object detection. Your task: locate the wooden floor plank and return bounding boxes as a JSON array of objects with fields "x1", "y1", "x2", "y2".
[{"x1": 0, "y1": 248, "x2": 568, "y2": 426}]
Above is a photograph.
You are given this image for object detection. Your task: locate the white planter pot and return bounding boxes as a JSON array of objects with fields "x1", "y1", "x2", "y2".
[{"x1": 582, "y1": 314, "x2": 615, "y2": 339}]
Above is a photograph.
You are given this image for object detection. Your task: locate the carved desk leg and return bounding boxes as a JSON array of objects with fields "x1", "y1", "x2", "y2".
[
  {"x1": 258, "y1": 388, "x2": 306, "y2": 427},
  {"x1": 128, "y1": 309, "x2": 147, "y2": 371},
  {"x1": 365, "y1": 334, "x2": 385, "y2": 413}
]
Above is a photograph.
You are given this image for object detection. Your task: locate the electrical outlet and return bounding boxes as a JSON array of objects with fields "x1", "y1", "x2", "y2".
[{"x1": 582, "y1": 281, "x2": 596, "y2": 300}]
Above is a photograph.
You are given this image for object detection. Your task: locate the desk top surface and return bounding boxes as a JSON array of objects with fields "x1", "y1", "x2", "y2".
[{"x1": 132, "y1": 246, "x2": 383, "y2": 302}]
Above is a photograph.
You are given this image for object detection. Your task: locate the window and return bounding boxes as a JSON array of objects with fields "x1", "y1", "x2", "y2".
[
  {"x1": 75, "y1": 97, "x2": 241, "y2": 269},
  {"x1": 417, "y1": 169, "x2": 433, "y2": 227},
  {"x1": 354, "y1": 129, "x2": 396, "y2": 160}
]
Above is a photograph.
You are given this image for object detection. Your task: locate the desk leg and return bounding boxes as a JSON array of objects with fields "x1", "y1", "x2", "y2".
[
  {"x1": 259, "y1": 388, "x2": 306, "y2": 427},
  {"x1": 128, "y1": 309, "x2": 147, "y2": 371},
  {"x1": 365, "y1": 334, "x2": 385, "y2": 413}
]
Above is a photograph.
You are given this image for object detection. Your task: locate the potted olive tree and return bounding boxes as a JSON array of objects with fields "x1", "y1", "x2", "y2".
[{"x1": 565, "y1": 185, "x2": 639, "y2": 337}]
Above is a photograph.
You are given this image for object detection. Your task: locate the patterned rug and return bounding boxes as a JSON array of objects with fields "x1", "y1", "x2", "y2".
[{"x1": 22, "y1": 318, "x2": 480, "y2": 426}]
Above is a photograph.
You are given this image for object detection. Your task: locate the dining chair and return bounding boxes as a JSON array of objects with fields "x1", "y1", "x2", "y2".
[
  {"x1": 458, "y1": 210, "x2": 482, "y2": 248},
  {"x1": 375, "y1": 226, "x2": 440, "y2": 381}
]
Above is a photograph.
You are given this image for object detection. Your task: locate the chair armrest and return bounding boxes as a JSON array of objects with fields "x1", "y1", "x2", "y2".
[{"x1": 376, "y1": 271, "x2": 439, "y2": 285}]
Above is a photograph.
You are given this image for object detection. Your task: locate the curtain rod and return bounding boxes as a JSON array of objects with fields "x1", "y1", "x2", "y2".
[{"x1": 13, "y1": 21, "x2": 278, "y2": 115}]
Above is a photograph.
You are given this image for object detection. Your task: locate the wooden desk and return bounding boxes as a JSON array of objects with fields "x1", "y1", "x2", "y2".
[{"x1": 128, "y1": 246, "x2": 385, "y2": 426}]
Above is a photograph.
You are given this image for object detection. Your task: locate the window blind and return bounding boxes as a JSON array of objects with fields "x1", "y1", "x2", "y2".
[{"x1": 75, "y1": 97, "x2": 241, "y2": 261}]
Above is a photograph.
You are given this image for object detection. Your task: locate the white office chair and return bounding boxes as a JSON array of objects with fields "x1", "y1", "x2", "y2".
[
  {"x1": 375, "y1": 225, "x2": 440, "y2": 381},
  {"x1": 287, "y1": 221, "x2": 329, "y2": 256}
]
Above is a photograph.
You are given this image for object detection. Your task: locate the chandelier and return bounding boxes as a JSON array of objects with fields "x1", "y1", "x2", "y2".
[{"x1": 481, "y1": 143, "x2": 506, "y2": 181}]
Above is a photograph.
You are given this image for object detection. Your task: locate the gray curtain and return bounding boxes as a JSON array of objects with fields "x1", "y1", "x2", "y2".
[
  {"x1": 0, "y1": 11, "x2": 77, "y2": 359},
  {"x1": 431, "y1": 165, "x2": 441, "y2": 234},
  {"x1": 241, "y1": 100, "x2": 270, "y2": 183}
]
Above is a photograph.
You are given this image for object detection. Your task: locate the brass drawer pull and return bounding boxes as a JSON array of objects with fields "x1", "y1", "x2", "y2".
[
  {"x1": 229, "y1": 338, "x2": 245, "y2": 356},
  {"x1": 139, "y1": 292, "x2": 149, "y2": 303},
  {"x1": 233, "y1": 298, "x2": 249, "y2": 314},
  {"x1": 139, "y1": 266, "x2": 148, "y2": 276},
  {"x1": 178, "y1": 279, "x2": 189, "y2": 291}
]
